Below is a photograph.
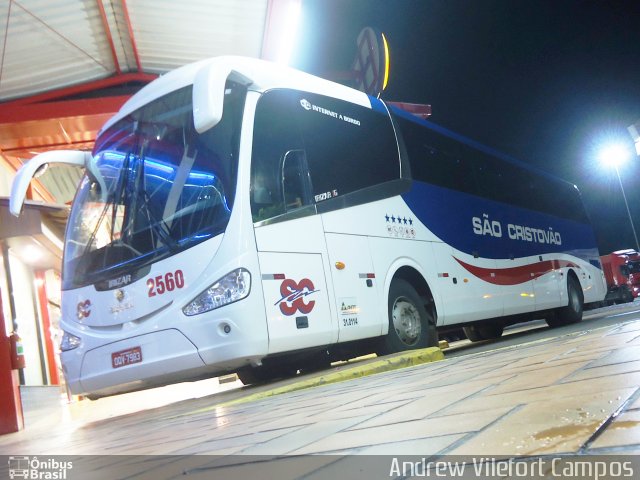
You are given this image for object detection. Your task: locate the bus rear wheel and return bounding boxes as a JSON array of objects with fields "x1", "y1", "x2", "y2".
[
  {"x1": 378, "y1": 279, "x2": 437, "y2": 355},
  {"x1": 546, "y1": 275, "x2": 583, "y2": 327},
  {"x1": 463, "y1": 322, "x2": 504, "y2": 342}
]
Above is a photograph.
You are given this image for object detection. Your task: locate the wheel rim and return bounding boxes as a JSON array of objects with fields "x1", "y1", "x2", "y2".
[{"x1": 391, "y1": 296, "x2": 421, "y2": 346}]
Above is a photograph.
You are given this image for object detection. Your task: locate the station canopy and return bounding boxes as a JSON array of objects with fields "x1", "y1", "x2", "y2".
[{"x1": 0, "y1": 0, "x2": 287, "y2": 204}]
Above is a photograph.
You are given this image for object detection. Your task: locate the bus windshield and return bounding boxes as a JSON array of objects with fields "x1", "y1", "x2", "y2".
[{"x1": 63, "y1": 84, "x2": 245, "y2": 290}]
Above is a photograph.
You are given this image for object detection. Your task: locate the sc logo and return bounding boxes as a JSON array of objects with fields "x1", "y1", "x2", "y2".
[{"x1": 275, "y1": 278, "x2": 318, "y2": 315}]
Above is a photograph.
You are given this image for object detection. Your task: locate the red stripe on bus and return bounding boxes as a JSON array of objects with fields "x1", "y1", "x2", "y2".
[{"x1": 454, "y1": 257, "x2": 578, "y2": 286}]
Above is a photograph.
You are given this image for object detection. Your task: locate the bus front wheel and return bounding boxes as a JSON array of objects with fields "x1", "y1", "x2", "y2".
[{"x1": 378, "y1": 279, "x2": 437, "y2": 355}]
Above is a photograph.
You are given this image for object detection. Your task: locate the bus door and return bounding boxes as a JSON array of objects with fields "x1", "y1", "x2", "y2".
[
  {"x1": 324, "y1": 228, "x2": 382, "y2": 342},
  {"x1": 252, "y1": 150, "x2": 336, "y2": 354}
]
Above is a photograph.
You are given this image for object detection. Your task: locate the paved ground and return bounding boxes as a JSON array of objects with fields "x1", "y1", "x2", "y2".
[{"x1": 1, "y1": 312, "x2": 640, "y2": 478}]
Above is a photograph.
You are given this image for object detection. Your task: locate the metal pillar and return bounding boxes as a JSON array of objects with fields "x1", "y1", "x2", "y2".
[{"x1": 0, "y1": 292, "x2": 24, "y2": 435}]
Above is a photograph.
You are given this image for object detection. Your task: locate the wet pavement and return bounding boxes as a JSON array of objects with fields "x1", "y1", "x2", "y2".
[{"x1": 1, "y1": 309, "x2": 640, "y2": 477}]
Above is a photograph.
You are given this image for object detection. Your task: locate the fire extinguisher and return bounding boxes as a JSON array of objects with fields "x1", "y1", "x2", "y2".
[{"x1": 9, "y1": 332, "x2": 25, "y2": 370}]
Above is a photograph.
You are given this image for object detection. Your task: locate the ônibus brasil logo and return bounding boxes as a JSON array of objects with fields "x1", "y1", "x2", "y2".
[
  {"x1": 275, "y1": 278, "x2": 318, "y2": 315},
  {"x1": 8, "y1": 456, "x2": 73, "y2": 479}
]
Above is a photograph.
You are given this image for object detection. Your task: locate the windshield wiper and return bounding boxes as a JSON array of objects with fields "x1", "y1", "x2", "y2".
[
  {"x1": 140, "y1": 190, "x2": 180, "y2": 252},
  {"x1": 80, "y1": 151, "x2": 133, "y2": 260},
  {"x1": 136, "y1": 152, "x2": 180, "y2": 253}
]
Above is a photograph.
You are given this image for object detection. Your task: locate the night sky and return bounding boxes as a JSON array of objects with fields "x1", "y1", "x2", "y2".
[{"x1": 291, "y1": 0, "x2": 640, "y2": 254}]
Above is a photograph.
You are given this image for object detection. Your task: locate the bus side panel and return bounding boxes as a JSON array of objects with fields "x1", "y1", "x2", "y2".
[
  {"x1": 367, "y1": 236, "x2": 443, "y2": 327},
  {"x1": 587, "y1": 258, "x2": 608, "y2": 303},
  {"x1": 570, "y1": 254, "x2": 607, "y2": 305},
  {"x1": 531, "y1": 258, "x2": 562, "y2": 311},
  {"x1": 402, "y1": 182, "x2": 605, "y2": 314},
  {"x1": 433, "y1": 244, "x2": 505, "y2": 325},
  {"x1": 255, "y1": 215, "x2": 338, "y2": 352},
  {"x1": 258, "y1": 252, "x2": 334, "y2": 353},
  {"x1": 325, "y1": 232, "x2": 383, "y2": 342}
]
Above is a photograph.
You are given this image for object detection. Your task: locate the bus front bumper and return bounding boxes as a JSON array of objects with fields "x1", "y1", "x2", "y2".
[{"x1": 63, "y1": 328, "x2": 206, "y2": 397}]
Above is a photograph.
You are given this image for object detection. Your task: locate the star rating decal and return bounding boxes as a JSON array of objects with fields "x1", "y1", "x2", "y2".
[
  {"x1": 385, "y1": 213, "x2": 413, "y2": 225},
  {"x1": 384, "y1": 213, "x2": 417, "y2": 239}
]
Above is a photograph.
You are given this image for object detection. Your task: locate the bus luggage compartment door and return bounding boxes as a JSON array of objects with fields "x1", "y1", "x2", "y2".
[
  {"x1": 258, "y1": 252, "x2": 333, "y2": 354},
  {"x1": 325, "y1": 233, "x2": 381, "y2": 342}
]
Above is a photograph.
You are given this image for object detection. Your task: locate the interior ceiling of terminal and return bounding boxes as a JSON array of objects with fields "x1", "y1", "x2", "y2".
[{"x1": 0, "y1": 0, "x2": 280, "y2": 204}]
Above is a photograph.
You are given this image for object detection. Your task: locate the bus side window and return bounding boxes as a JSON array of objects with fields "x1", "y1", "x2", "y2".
[
  {"x1": 251, "y1": 165, "x2": 285, "y2": 222},
  {"x1": 251, "y1": 90, "x2": 305, "y2": 222},
  {"x1": 282, "y1": 150, "x2": 313, "y2": 211},
  {"x1": 299, "y1": 93, "x2": 400, "y2": 202}
]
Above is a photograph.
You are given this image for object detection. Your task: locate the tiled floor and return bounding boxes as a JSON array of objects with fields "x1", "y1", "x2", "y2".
[{"x1": 1, "y1": 317, "x2": 640, "y2": 477}]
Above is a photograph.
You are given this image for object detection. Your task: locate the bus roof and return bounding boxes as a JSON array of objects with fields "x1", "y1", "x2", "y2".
[
  {"x1": 100, "y1": 56, "x2": 372, "y2": 134},
  {"x1": 98, "y1": 55, "x2": 578, "y2": 193}
]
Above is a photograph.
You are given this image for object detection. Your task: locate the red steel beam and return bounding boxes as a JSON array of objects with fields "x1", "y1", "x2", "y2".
[
  {"x1": 260, "y1": 0, "x2": 276, "y2": 59},
  {"x1": 35, "y1": 271, "x2": 60, "y2": 386},
  {"x1": 0, "y1": 0, "x2": 13, "y2": 85},
  {"x1": 0, "y1": 95, "x2": 131, "y2": 124},
  {"x1": 0, "y1": 293, "x2": 24, "y2": 434},
  {"x1": 387, "y1": 101, "x2": 432, "y2": 120},
  {"x1": 260, "y1": 0, "x2": 301, "y2": 62},
  {"x1": 3, "y1": 142, "x2": 97, "y2": 157},
  {"x1": 4, "y1": 143, "x2": 97, "y2": 158},
  {"x1": 2, "y1": 73, "x2": 156, "y2": 106},
  {"x1": 96, "y1": 0, "x2": 121, "y2": 74},
  {"x1": 121, "y1": 0, "x2": 142, "y2": 72}
]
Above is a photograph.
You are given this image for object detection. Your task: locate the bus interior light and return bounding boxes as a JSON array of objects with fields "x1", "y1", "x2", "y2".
[
  {"x1": 60, "y1": 331, "x2": 82, "y2": 352},
  {"x1": 183, "y1": 268, "x2": 251, "y2": 316}
]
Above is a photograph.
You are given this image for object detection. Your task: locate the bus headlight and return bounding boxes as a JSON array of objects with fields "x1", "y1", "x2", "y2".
[
  {"x1": 60, "y1": 331, "x2": 82, "y2": 352},
  {"x1": 183, "y1": 268, "x2": 251, "y2": 316}
]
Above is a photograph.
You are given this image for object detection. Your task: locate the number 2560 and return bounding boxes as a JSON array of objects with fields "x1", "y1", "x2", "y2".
[{"x1": 147, "y1": 270, "x2": 185, "y2": 297}]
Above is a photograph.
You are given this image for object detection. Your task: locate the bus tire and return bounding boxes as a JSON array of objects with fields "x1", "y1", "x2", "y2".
[
  {"x1": 463, "y1": 322, "x2": 504, "y2": 342},
  {"x1": 236, "y1": 364, "x2": 296, "y2": 385},
  {"x1": 378, "y1": 279, "x2": 437, "y2": 355},
  {"x1": 546, "y1": 275, "x2": 583, "y2": 327}
]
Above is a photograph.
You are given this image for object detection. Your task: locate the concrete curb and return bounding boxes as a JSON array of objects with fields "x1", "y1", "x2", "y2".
[
  {"x1": 222, "y1": 347, "x2": 444, "y2": 407},
  {"x1": 191, "y1": 347, "x2": 444, "y2": 414}
]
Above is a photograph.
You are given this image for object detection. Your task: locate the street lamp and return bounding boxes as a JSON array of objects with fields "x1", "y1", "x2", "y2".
[{"x1": 600, "y1": 144, "x2": 640, "y2": 251}]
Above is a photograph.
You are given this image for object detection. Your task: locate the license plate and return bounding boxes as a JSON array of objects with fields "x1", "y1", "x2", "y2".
[{"x1": 111, "y1": 346, "x2": 142, "y2": 369}]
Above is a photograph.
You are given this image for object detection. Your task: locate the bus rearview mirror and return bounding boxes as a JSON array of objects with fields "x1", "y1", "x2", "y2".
[
  {"x1": 10, "y1": 150, "x2": 101, "y2": 217},
  {"x1": 193, "y1": 63, "x2": 252, "y2": 134}
]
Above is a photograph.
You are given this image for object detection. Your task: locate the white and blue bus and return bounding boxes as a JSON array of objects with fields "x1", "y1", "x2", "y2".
[{"x1": 11, "y1": 56, "x2": 605, "y2": 397}]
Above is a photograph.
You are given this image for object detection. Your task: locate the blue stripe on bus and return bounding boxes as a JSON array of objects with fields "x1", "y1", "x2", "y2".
[
  {"x1": 402, "y1": 181, "x2": 601, "y2": 265},
  {"x1": 368, "y1": 95, "x2": 388, "y2": 114}
]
